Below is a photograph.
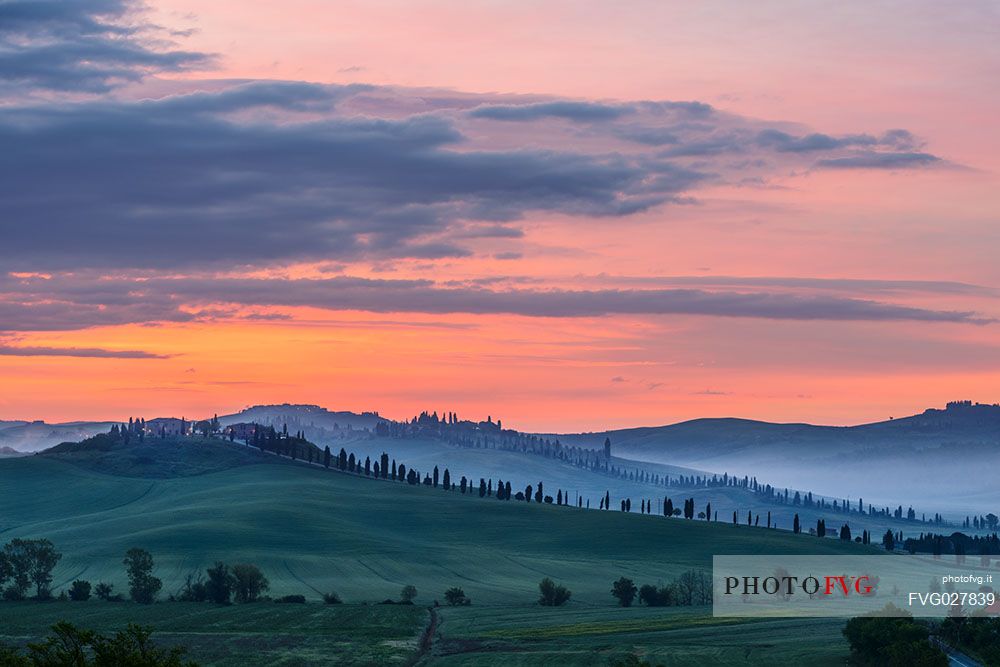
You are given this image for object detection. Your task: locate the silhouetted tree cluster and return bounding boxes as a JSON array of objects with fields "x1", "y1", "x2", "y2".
[
  {"x1": 0, "y1": 538, "x2": 61, "y2": 600},
  {"x1": 0, "y1": 622, "x2": 196, "y2": 666},
  {"x1": 902, "y1": 531, "x2": 1000, "y2": 558},
  {"x1": 940, "y1": 615, "x2": 1000, "y2": 665},
  {"x1": 635, "y1": 570, "x2": 712, "y2": 607},
  {"x1": 444, "y1": 586, "x2": 471, "y2": 606},
  {"x1": 538, "y1": 577, "x2": 571, "y2": 606},
  {"x1": 842, "y1": 607, "x2": 947, "y2": 666},
  {"x1": 176, "y1": 563, "x2": 269, "y2": 604}
]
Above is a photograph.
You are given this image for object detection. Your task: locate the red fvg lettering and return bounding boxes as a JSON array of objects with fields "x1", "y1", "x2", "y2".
[{"x1": 824, "y1": 575, "x2": 872, "y2": 596}]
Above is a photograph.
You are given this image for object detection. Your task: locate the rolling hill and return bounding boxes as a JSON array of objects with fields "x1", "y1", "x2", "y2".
[
  {"x1": 0, "y1": 435, "x2": 937, "y2": 666},
  {"x1": 554, "y1": 401, "x2": 1000, "y2": 514},
  {"x1": 1, "y1": 439, "x2": 870, "y2": 606}
]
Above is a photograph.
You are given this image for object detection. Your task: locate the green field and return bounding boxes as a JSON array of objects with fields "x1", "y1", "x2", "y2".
[
  {"x1": 0, "y1": 441, "x2": 873, "y2": 664},
  {"x1": 0, "y1": 601, "x2": 852, "y2": 666},
  {"x1": 0, "y1": 601, "x2": 425, "y2": 666},
  {"x1": 430, "y1": 606, "x2": 850, "y2": 666}
]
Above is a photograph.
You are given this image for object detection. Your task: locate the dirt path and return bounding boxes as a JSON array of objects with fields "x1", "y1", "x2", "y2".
[{"x1": 408, "y1": 607, "x2": 439, "y2": 666}]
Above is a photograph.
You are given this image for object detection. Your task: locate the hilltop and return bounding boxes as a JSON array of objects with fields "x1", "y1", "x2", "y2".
[
  {"x1": 217, "y1": 403, "x2": 382, "y2": 435},
  {"x1": 40, "y1": 432, "x2": 282, "y2": 478}
]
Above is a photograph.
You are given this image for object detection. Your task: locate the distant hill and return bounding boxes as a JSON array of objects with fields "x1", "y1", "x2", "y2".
[
  {"x1": 554, "y1": 402, "x2": 1000, "y2": 513},
  {"x1": 0, "y1": 445, "x2": 23, "y2": 457},
  {"x1": 218, "y1": 404, "x2": 383, "y2": 442},
  {"x1": 556, "y1": 401, "x2": 1000, "y2": 465},
  {"x1": 0, "y1": 419, "x2": 113, "y2": 453}
]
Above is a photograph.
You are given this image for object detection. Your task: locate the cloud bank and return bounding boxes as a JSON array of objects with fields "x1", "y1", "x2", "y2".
[{"x1": 0, "y1": 0, "x2": 970, "y2": 341}]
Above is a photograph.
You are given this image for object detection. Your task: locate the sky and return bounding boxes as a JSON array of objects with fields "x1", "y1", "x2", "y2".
[{"x1": 1, "y1": 0, "x2": 998, "y2": 431}]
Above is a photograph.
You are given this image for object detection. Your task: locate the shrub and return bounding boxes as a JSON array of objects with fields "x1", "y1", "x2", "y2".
[
  {"x1": 93, "y1": 582, "x2": 120, "y2": 602},
  {"x1": 611, "y1": 577, "x2": 637, "y2": 607},
  {"x1": 322, "y1": 592, "x2": 342, "y2": 605},
  {"x1": 176, "y1": 574, "x2": 207, "y2": 602},
  {"x1": 843, "y1": 606, "x2": 947, "y2": 667},
  {"x1": 7, "y1": 622, "x2": 194, "y2": 666},
  {"x1": 3, "y1": 587, "x2": 25, "y2": 601},
  {"x1": 400, "y1": 584, "x2": 417, "y2": 604},
  {"x1": 68, "y1": 580, "x2": 92, "y2": 602},
  {"x1": 443, "y1": 587, "x2": 470, "y2": 606},
  {"x1": 538, "y1": 578, "x2": 571, "y2": 606},
  {"x1": 232, "y1": 564, "x2": 269, "y2": 603},
  {"x1": 638, "y1": 583, "x2": 675, "y2": 607},
  {"x1": 275, "y1": 594, "x2": 306, "y2": 604}
]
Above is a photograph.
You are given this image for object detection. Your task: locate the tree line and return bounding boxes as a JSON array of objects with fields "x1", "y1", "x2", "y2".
[
  {"x1": 610, "y1": 571, "x2": 712, "y2": 607},
  {"x1": 368, "y1": 410, "x2": 956, "y2": 531}
]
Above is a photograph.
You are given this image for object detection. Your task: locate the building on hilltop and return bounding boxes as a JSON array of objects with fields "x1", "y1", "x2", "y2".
[{"x1": 145, "y1": 417, "x2": 188, "y2": 437}]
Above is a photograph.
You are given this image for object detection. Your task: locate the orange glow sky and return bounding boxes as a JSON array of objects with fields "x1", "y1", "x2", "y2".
[{"x1": 1, "y1": 1, "x2": 998, "y2": 430}]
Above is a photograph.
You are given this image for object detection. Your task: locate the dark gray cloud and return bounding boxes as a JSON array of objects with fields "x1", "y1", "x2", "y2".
[
  {"x1": 0, "y1": 9, "x2": 945, "y2": 276},
  {"x1": 1, "y1": 93, "x2": 699, "y2": 270},
  {"x1": 650, "y1": 127, "x2": 921, "y2": 159},
  {"x1": 593, "y1": 275, "x2": 996, "y2": 296},
  {"x1": 0, "y1": 0, "x2": 211, "y2": 93},
  {"x1": 469, "y1": 101, "x2": 629, "y2": 122},
  {"x1": 816, "y1": 152, "x2": 941, "y2": 169},
  {"x1": 756, "y1": 129, "x2": 881, "y2": 153},
  {"x1": 0, "y1": 345, "x2": 166, "y2": 359},
  {"x1": 0, "y1": 274, "x2": 990, "y2": 332}
]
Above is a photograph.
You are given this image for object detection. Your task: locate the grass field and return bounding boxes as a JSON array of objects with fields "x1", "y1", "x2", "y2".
[
  {"x1": 0, "y1": 601, "x2": 426, "y2": 666},
  {"x1": 0, "y1": 442, "x2": 874, "y2": 664},
  {"x1": 0, "y1": 601, "x2": 853, "y2": 666},
  {"x1": 430, "y1": 606, "x2": 850, "y2": 666}
]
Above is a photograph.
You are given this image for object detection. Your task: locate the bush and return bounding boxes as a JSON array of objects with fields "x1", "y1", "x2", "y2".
[
  {"x1": 232, "y1": 564, "x2": 269, "y2": 603},
  {"x1": 93, "y1": 582, "x2": 122, "y2": 602},
  {"x1": 638, "y1": 583, "x2": 675, "y2": 607},
  {"x1": 400, "y1": 584, "x2": 417, "y2": 604},
  {"x1": 68, "y1": 580, "x2": 91, "y2": 602},
  {"x1": 275, "y1": 594, "x2": 306, "y2": 604},
  {"x1": 842, "y1": 606, "x2": 947, "y2": 666},
  {"x1": 6, "y1": 622, "x2": 194, "y2": 666},
  {"x1": 176, "y1": 574, "x2": 207, "y2": 602},
  {"x1": 3, "y1": 587, "x2": 25, "y2": 601},
  {"x1": 538, "y1": 578, "x2": 571, "y2": 606},
  {"x1": 443, "y1": 587, "x2": 470, "y2": 606},
  {"x1": 611, "y1": 577, "x2": 637, "y2": 607},
  {"x1": 322, "y1": 592, "x2": 342, "y2": 605}
]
